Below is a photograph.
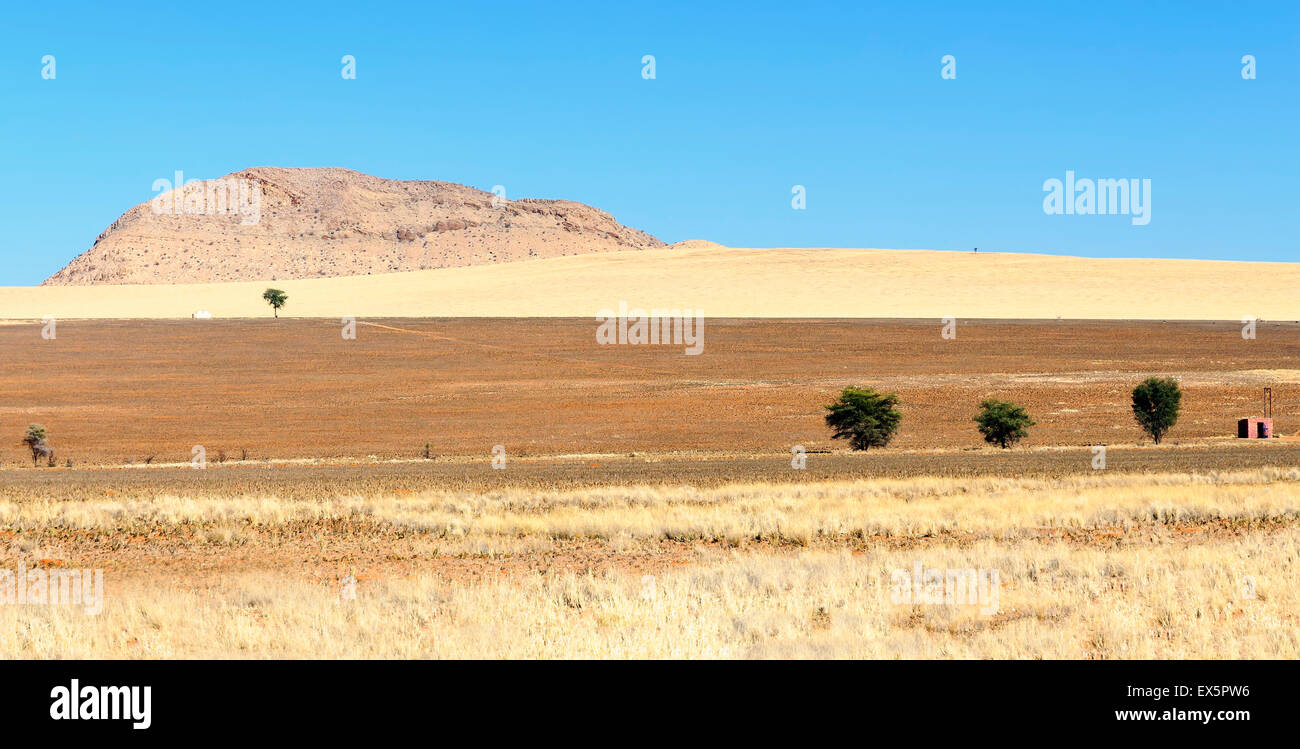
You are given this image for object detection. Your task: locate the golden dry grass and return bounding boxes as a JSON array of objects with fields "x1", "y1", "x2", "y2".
[
  {"x1": 3, "y1": 468, "x2": 1298, "y2": 658},
  {"x1": 6, "y1": 247, "x2": 1300, "y2": 319},
  {"x1": 4, "y1": 537, "x2": 1294, "y2": 659},
  {"x1": 5, "y1": 468, "x2": 1300, "y2": 542}
]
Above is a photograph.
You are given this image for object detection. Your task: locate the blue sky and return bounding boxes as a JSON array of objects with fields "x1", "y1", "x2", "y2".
[{"x1": 0, "y1": 1, "x2": 1296, "y2": 285}]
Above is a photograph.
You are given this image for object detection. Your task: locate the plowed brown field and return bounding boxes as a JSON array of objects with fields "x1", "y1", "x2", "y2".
[{"x1": 3, "y1": 318, "x2": 1299, "y2": 466}]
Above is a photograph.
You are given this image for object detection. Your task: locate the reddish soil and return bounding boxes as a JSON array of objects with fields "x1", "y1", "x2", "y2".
[{"x1": 4, "y1": 318, "x2": 1299, "y2": 466}]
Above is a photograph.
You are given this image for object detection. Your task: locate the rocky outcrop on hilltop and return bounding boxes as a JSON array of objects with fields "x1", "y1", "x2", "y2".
[{"x1": 44, "y1": 167, "x2": 666, "y2": 285}]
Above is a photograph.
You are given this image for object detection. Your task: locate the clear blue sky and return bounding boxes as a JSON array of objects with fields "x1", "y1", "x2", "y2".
[{"x1": 1, "y1": 1, "x2": 1296, "y2": 285}]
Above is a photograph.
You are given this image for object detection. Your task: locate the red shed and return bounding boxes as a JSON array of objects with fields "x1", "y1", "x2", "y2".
[{"x1": 1238, "y1": 417, "x2": 1273, "y2": 439}]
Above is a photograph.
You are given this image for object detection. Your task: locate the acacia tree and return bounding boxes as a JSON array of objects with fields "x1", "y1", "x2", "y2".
[
  {"x1": 262, "y1": 288, "x2": 288, "y2": 317},
  {"x1": 824, "y1": 387, "x2": 902, "y2": 451},
  {"x1": 1132, "y1": 377, "x2": 1181, "y2": 444},
  {"x1": 22, "y1": 424, "x2": 52, "y2": 467},
  {"x1": 974, "y1": 399, "x2": 1035, "y2": 448}
]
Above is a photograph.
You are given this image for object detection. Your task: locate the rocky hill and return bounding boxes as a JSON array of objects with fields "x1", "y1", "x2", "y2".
[{"x1": 44, "y1": 167, "x2": 665, "y2": 285}]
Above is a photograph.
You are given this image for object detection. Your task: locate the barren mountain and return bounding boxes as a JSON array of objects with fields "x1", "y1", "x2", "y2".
[{"x1": 43, "y1": 167, "x2": 665, "y2": 285}]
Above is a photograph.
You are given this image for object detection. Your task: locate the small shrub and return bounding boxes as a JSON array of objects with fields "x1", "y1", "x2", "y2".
[
  {"x1": 22, "y1": 424, "x2": 51, "y2": 467},
  {"x1": 1132, "y1": 377, "x2": 1182, "y2": 444},
  {"x1": 974, "y1": 399, "x2": 1036, "y2": 449},
  {"x1": 262, "y1": 288, "x2": 288, "y2": 318},
  {"x1": 824, "y1": 387, "x2": 902, "y2": 451}
]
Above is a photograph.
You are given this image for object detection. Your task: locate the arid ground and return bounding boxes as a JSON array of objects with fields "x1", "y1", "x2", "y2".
[
  {"x1": 4, "y1": 464, "x2": 1297, "y2": 658},
  {"x1": 2, "y1": 318, "x2": 1298, "y2": 657},
  {"x1": 7, "y1": 247, "x2": 1300, "y2": 319},
  {"x1": 3, "y1": 318, "x2": 1300, "y2": 465}
]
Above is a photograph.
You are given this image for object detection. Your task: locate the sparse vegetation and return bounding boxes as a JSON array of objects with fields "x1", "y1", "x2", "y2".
[
  {"x1": 2, "y1": 320, "x2": 1297, "y2": 659},
  {"x1": 974, "y1": 399, "x2": 1035, "y2": 448},
  {"x1": 824, "y1": 387, "x2": 902, "y2": 451},
  {"x1": 262, "y1": 288, "x2": 288, "y2": 317},
  {"x1": 3, "y1": 320, "x2": 1295, "y2": 463},
  {"x1": 21, "y1": 424, "x2": 52, "y2": 467},
  {"x1": 1132, "y1": 376, "x2": 1182, "y2": 444},
  {"x1": 2, "y1": 465, "x2": 1298, "y2": 658}
]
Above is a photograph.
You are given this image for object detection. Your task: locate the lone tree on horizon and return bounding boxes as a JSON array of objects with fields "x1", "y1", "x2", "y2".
[
  {"x1": 1132, "y1": 376, "x2": 1182, "y2": 444},
  {"x1": 262, "y1": 288, "x2": 288, "y2": 317},
  {"x1": 824, "y1": 387, "x2": 902, "y2": 451},
  {"x1": 22, "y1": 424, "x2": 52, "y2": 467},
  {"x1": 974, "y1": 398, "x2": 1035, "y2": 449}
]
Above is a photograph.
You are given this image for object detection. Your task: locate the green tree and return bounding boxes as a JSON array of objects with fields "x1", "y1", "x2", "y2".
[
  {"x1": 22, "y1": 423, "x2": 51, "y2": 467},
  {"x1": 974, "y1": 399, "x2": 1035, "y2": 448},
  {"x1": 824, "y1": 387, "x2": 902, "y2": 451},
  {"x1": 1132, "y1": 376, "x2": 1181, "y2": 444},
  {"x1": 262, "y1": 288, "x2": 288, "y2": 317}
]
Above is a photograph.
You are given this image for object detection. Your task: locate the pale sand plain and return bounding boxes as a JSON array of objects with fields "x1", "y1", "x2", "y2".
[{"x1": 4, "y1": 247, "x2": 1298, "y2": 320}]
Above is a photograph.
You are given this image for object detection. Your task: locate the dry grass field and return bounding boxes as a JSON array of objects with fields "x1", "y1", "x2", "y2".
[
  {"x1": 3, "y1": 317, "x2": 1299, "y2": 658},
  {"x1": 3, "y1": 466, "x2": 1297, "y2": 658}
]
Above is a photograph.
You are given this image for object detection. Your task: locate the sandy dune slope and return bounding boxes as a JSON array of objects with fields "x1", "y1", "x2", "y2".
[{"x1": 4, "y1": 248, "x2": 1298, "y2": 320}]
